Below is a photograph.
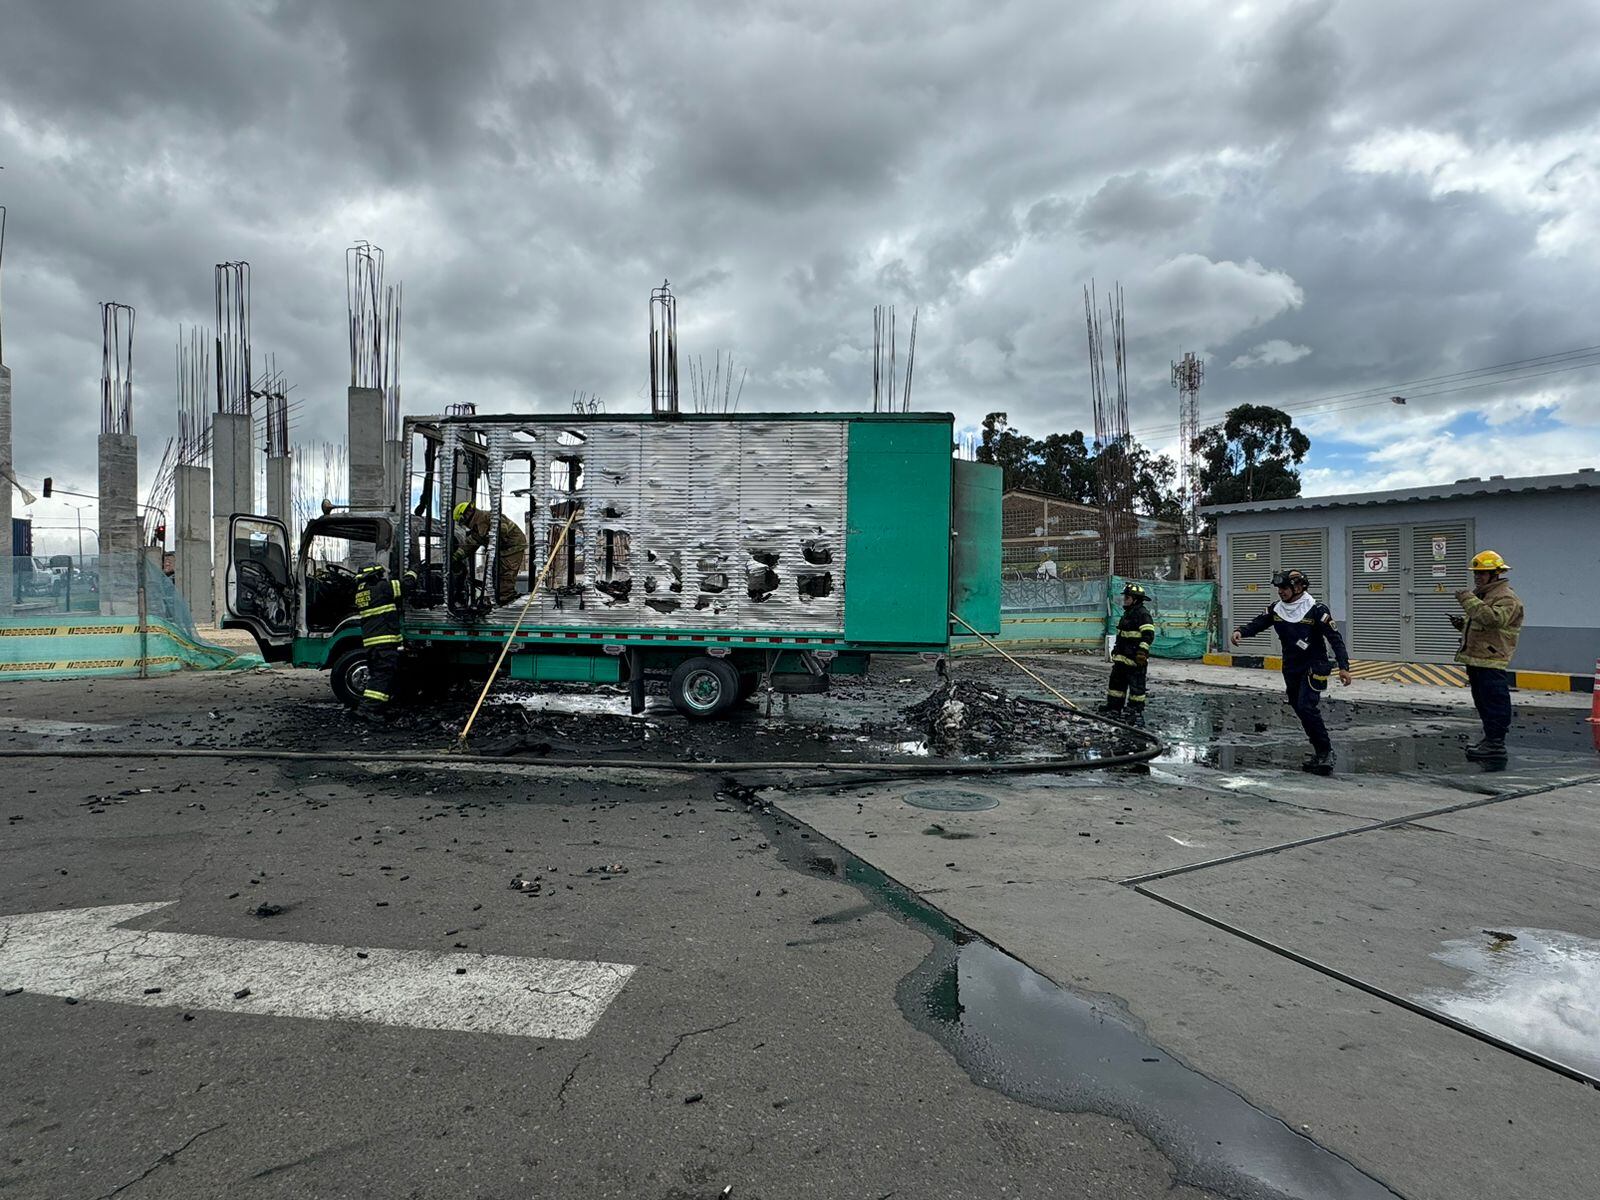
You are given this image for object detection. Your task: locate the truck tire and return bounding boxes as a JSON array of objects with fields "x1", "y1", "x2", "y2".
[
  {"x1": 668, "y1": 656, "x2": 740, "y2": 720},
  {"x1": 330, "y1": 648, "x2": 369, "y2": 708}
]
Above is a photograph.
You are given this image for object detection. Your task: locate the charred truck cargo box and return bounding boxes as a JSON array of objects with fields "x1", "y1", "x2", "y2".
[{"x1": 222, "y1": 412, "x2": 1001, "y2": 719}]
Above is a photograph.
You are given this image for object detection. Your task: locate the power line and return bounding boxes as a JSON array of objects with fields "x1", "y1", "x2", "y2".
[{"x1": 1124, "y1": 347, "x2": 1600, "y2": 445}]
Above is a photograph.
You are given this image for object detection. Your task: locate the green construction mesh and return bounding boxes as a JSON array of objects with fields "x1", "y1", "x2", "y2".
[
  {"x1": 1107, "y1": 576, "x2": 1216, "y2": 659},
  {"x1": 2, "y1": 552, "x2": 263, "y2": 680}
]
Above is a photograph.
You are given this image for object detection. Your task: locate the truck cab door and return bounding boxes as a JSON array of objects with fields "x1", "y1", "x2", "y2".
[{"x1": 223, "y1": 513, "x2": 295, "y2": 661}]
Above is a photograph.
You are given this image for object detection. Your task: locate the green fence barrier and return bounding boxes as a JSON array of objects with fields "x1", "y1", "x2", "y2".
[
  {"x1": 0, "y1": 614, "x2": 262, "y2": 680},
  {"x1": 2, "y1": 552, "x2": 263, "y2": 680},
  {"x1": 1107, "y1": 575, "x2": 1215, "y2": 659}
]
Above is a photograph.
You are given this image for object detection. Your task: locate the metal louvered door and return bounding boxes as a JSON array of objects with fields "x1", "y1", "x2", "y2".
[
  {"x1": 1408, "y1": 519, "x2": 1473, "y2": 662},
  {"x1": 1348, "y1": 525, "x2": 1404, "y2": 659},
  {"x1": 1228, "y1": 532, "x2": 1273, "y2": 635},
  {"x1": 1277, "y1": 528, "x2": 1328, "y2": 595}
]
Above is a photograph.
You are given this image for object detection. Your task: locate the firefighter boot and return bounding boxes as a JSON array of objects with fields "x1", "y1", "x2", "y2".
[
  {"x1": 1300, "y1": 749, "x2": 1335, "y2": 775},
  {"x1": 1465, "y1": 737, "x2": 1507, "y2": 760}
]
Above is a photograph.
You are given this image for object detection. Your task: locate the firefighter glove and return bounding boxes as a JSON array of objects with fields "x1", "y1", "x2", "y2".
[
  {"x1": 1135, "y1": 648, "x2": 1149, "y2": 667},
  {"x1": 1448, "y1": 614, "x2": 1465, "y2": 631}
]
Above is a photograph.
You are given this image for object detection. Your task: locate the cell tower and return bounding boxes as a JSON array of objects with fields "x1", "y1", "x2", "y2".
[{"x1": 1172, "y1": 351, "x2": 1204, "y2": 537}]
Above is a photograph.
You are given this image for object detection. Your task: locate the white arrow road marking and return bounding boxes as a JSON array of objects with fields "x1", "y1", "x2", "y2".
[{"x1": 0, "y1": 902, "x2": 635, "y2": 1040}]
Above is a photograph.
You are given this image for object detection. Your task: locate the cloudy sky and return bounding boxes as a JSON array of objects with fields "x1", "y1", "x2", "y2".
[{"x1": 2, "y1": 0, "x2": 1598, "y2": 550}]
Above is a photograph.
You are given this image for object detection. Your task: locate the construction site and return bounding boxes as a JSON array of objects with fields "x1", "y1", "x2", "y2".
[{"x1": 2, "y1": 217, "x2": 1599, "y2": 1200}]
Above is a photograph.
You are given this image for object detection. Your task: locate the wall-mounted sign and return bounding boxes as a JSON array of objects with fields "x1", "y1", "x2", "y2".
[
  {"x1": 1246, "y1": 583, "x2": 1259, "y2": 592},
  {"x1": 1364, "y1": 552, "x2": 1390, "y2": 573},
  {"x1": 1432, "y1": 537, "x2": 1448, "y2": 560},
  {"x1": 1369, "y1": 582, "x2": 1385, "y2": 592},
  {"x1": 1431, "y1": 563, "x2": 1448, "y2": 577}
]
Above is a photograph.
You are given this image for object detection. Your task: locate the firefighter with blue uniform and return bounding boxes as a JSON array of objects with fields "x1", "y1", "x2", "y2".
[
  {"x1": 1231, "y1": 569, "x2": 1353, "y2": 773},
  {"x1": 353, "y1": 563, "x2": 420, "y2": 718},
  {"x1": 1100, "y1": 583, "x2": 1156, "y2": 726}
]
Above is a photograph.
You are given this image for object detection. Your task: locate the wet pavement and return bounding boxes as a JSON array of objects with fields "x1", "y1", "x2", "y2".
[{"x1": 2, "y1": 654, "x2": 1598, "y2": 1198}]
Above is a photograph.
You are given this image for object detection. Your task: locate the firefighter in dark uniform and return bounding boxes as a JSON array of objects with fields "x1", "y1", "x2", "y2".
[
  {"x1": 1100, "y1": 582, "x2": 1157, "y2": 726},
  {"x1": 1231, "y1": 569, "x2": 1353, "y2": 773},
  {"x1": 353, "y1": 563, "x2": 419, "y2": 717}
]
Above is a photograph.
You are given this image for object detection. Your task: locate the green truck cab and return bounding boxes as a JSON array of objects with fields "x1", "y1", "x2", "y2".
[{"x1": 224, "y1": 411, "x2": 999, "y2": 719}]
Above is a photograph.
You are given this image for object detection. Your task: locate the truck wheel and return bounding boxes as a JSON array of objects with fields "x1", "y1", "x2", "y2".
[
  {"x1": 668, "y1": 656, "x2": 740, "y2": 720},
  {"x1": 330, "y1": 648, "x2": 369, "y2": 708}
]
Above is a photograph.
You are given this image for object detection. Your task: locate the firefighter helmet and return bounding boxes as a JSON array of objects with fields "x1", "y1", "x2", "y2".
[
  {"x1": 357, "y1": 563, "x2": 385, "y2": 578},
  {"x1": 1470, "y1": 550, "x2": 1509, "y2": 572},
  {"x1": 1122, "y1": 583, "x2": 1147, "y2": 599},
  {"x1": 1271, "y1": 569, "x2": 1309, "y2": 591},
  {"x1": 452, "y1": 501, "x2": 473, "y2": 523}
]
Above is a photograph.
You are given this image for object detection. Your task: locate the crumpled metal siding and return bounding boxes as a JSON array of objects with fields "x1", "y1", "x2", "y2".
[{"x1": 458, "y1": 419, "x2": 848, "y2": 632}]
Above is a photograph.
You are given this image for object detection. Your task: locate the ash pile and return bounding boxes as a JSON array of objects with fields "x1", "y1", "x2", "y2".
[{"x1": 903, "y1": 679, "x2": 1149, "y2": 759}]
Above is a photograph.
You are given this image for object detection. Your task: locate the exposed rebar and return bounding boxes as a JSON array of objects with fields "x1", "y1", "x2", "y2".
[
  {"x1": 649, "y1": 280, "x2": 679, "y2": 415},
  {"x1": 213, "y1": 261, "x2": 252, "y2": 415},
  {"x1": 99, "y1": 301, "x2": 136, "y2": 434}
]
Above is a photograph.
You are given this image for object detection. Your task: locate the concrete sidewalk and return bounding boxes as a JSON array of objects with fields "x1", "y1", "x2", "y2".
[{"x1": 778, "y1": 656, "x2": 1600, "y2": 1200}]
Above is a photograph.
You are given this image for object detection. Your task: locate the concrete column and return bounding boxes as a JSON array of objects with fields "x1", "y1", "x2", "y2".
[
  {"x1": 266, "y1": 454, "x2": 292, "y2": 527},
  {"x1": 97, "y1": 432, "x2": 140, "y2": 616},
  {"x1": 0, "y1": 365, "x2": 13, "y2": 615},
  {"x1": 210, "y1": 412, "x2": 253, "y2": 623},
  {"x1": 385, "y1": 438, "x2": 404, "y2": 514},
  {"x1": 348, "y1": 386, "x2": 385, "y2": 511},
  {"x1": 174, "y1": 463, "x2": 212, "y2": 624}
]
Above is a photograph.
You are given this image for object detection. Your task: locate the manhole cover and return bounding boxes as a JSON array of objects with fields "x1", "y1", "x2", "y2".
[{"x1": 903, "y1": 788, "x2": 998, "y2": 812}]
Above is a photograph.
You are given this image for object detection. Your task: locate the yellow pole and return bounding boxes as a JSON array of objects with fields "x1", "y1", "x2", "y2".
[
  {"x1": 948, "y1": 610, "x2": 1081, "y2": 711},
  {"x1": 456, "y1": 508, "x2": 580, "y2": 748}
]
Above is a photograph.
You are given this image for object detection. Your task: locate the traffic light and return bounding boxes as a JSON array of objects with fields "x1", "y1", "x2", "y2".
[
  {"x1": 153, "y1": 520, "x2": 167, "y2": 547},
  {"x1": 42, "y1": 477, "x2": 52, "y2": 498}
]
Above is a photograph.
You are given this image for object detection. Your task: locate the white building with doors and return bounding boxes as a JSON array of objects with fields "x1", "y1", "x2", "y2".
[{"x1": 1204, "y1": 469, "x2": 1600, "y2": 675}]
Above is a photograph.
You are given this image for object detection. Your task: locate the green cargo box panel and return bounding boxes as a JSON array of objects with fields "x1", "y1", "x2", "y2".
[
  {"x1": 844, "y1": 420, "x2": 953, "y2": 646},
  {"x1": 950, "y1": 459, "x2": 1001, "y2": 635},
  {"x1": 509, "y1": 653, "x2": 622, "y2": 683}
]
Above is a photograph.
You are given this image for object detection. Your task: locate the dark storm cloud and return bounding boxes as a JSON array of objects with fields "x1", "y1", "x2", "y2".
[
  {"x1": 0, "y1": 1, "x2": 290, "y2": 127},
  {"x1": 1235, "y1": 0, "x2": 1346, "y2": 135},
  {"x1": 1076, "y1": 173, "x2": 1202, "y2": 244},
  {"x1": 2, "y1": 0, "x2": 1598, "y2": 542}
]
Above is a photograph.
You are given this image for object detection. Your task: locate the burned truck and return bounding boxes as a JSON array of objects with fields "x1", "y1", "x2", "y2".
[{"x1": 223, "y1": 410, "x2": 1000, "y2": 718}]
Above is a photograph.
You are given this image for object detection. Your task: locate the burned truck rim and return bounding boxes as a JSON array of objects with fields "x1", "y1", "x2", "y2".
[{"x1": 668, "y1": 656, "x2": 739, "y2": 719}]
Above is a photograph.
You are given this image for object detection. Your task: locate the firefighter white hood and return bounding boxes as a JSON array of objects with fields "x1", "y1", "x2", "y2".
[{"x1": 1273, "y1": 592, "x2": 1317, "y2": 623}]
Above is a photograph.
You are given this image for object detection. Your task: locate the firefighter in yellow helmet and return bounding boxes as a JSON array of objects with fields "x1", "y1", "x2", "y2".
[
  {"x1": 452, "y1": 500, "x2": 528, "y2": 606},
  {"x1": 1450, "y1": 550, "x2": 1523, "y2": 760}
]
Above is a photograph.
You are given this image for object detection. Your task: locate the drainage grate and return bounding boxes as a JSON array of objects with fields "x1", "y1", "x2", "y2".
[{"x1": 902, "y1": 788, "x2": 998, "y2": 812}]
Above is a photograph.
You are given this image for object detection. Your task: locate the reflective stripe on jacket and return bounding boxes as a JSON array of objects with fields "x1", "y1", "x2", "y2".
[
  {"x1": 1455, "y1": 578, "x2": 1523, "y2": 669},
  {"x1": 355, "y1": 574, "x2": 405, "y2": 648},
  {"x1": 1111, "y1": 603, "x2": 1156, "y2": 666}
]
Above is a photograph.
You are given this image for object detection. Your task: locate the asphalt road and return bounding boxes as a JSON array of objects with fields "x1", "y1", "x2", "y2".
[
  {"x1": 2, "y1": 657, "x2": 1597, "y2": 1199},
  {"x1": 1, "y1": 668, "x2": 1212, "y2": 1200}
]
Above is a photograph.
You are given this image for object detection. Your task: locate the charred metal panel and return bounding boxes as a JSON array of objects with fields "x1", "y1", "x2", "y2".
[{"x1": 430, "y1": 418, "x2": 850, "y2": 633}]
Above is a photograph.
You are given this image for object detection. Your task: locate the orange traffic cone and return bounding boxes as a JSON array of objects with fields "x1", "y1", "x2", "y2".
[{"x1": 1590, "y1": 659, "x2": 1600, "y2": 755}]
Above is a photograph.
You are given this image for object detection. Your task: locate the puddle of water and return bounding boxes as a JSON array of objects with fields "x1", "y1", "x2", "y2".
[
  {"x1": 899, "y1": 938, "x2": 1399, "y2": 1200},
  {"x1": 755, "y1": 823, "x2": 1399, "y2": 1200},
  {"x1": 503, "y1": 692, "x2": 637, "y2": 718},
  {"x1": 1419, "y1": 928, "x2": 1600, "y2": 1078}
]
